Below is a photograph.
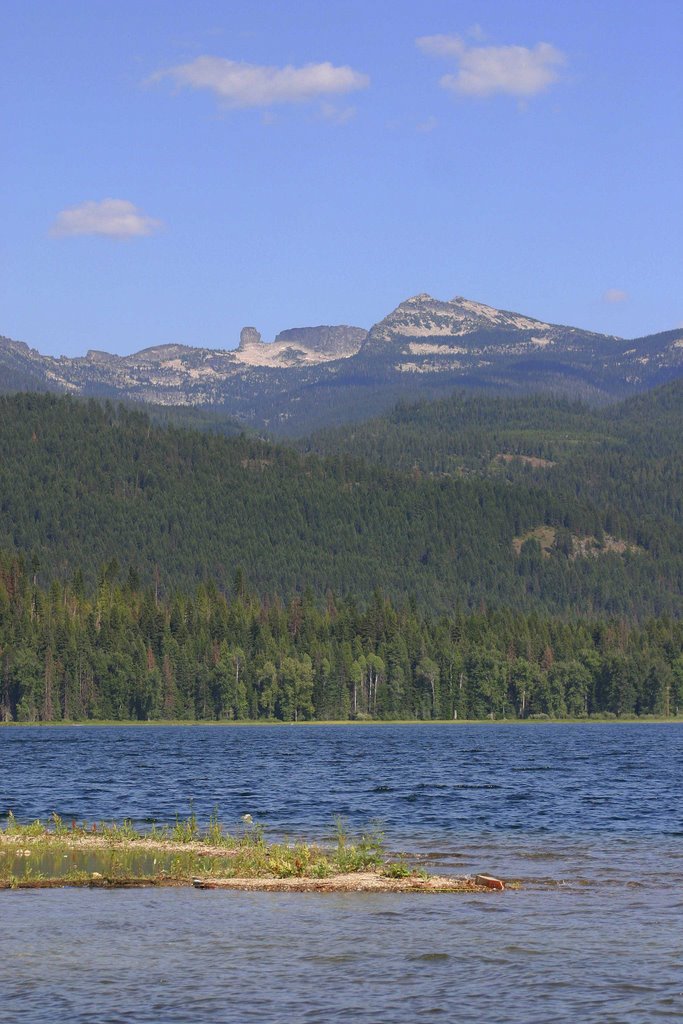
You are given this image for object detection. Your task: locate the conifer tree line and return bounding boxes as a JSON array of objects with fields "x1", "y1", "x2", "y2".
[{"x1": 1, "y1": 555, "x2": 681, "y2": 723}]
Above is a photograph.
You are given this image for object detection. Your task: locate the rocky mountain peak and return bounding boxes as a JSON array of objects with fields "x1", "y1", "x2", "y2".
[
  {"x1": 365, "y1": 293, "x2": 553, "y2": 347},
  {"x1": 239, "y1": 327, "x2": 263, "y2": 350}
]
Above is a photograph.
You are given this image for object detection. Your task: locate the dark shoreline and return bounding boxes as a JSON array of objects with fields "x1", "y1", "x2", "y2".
[{"x1": 1, "y1": 716, "x2": 680, "y2": 728}]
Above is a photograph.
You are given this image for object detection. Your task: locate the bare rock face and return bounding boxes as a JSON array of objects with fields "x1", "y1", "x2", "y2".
[
  {"x1": 239, "y1": 327, "x2": 263, "y2": 350},
  {"x1": 273, "y1": 325, "x2": 367, "y2": 358},
  {"x1": 232, "y1": 324, "x2": 367, "y2": 368}
]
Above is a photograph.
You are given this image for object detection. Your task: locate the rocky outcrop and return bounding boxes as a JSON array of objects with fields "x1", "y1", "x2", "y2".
[
  {"x1": 232, "y1": 324, "x2": 365, "y2": 368},
  {"x1": 273, "y1": 325, "x2": 366, "y2": 358},
  {"x1": 238, "y1": 327, "x2": 263, "y2": 350}
]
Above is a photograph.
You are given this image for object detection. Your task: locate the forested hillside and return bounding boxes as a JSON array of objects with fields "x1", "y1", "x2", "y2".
[
  {"x1": 0, "y1": 389, "x2": 682, "y2": 721},
  {"x1": 304, "y1": 384, "x2": 683, "y2": 575},
  {"x1": 304, "y1": 383, "x2": 683, "y2": 471},
  {"x1": 0, "y1": 393, "x2": 682, "y2": 617},
  {"x1": 1, "y1": 554, "x2": 681, "y2": 722}
]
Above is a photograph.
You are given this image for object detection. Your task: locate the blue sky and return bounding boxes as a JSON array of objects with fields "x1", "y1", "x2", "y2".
[{"x1": 3, "y1": 0, "x2": 682, "y2": 356}]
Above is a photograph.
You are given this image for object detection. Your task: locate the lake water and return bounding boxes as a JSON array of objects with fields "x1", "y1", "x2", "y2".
[{"x1": 1, "y1": 723, "x2": 682, "y2": 1022}]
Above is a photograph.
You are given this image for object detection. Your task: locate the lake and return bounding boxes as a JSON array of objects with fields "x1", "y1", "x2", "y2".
[{"x1": 1, "y1": 723, "x2": 682, "y2": 1022}]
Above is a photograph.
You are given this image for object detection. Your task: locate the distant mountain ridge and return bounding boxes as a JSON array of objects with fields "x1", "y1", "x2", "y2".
[
  {"x1": 366, "y1": 293, "x2": 568, "y2": 343},
  {"x1": 2, "y1": 293, "x2": 682, "y2": 433}
]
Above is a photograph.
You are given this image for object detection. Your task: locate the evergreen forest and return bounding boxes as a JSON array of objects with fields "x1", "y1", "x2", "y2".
[
  {"x1": 1, "y1": 554, "x2": 681, "y2": 723},
  {"x1": 0, "y1": 387, "x2": 682, "y2": 721}
]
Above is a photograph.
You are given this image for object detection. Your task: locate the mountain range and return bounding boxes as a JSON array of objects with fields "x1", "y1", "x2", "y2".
[{"x1": 2, "y1": 294, "x2": 682, "y2": 434}]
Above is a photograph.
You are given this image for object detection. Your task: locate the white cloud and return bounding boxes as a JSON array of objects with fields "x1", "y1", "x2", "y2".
[
  {"x1": 603, "y1": 288, "x2": 629, "y2": 304},
  {"x1": 152, "y1": 56, "x2": 369, "y2": 108},
  {"x1": 417, "y1": 35, "x2": 566, "y2": 98},
  {"x1": 51, "y1": 199, "x2": 163, "y2": 239}
]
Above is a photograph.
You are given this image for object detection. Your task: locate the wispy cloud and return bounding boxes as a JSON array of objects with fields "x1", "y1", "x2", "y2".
[
  {"x1": 417, "y1": 35, "x2": 566, "y2": 98},
  {"x1": 50, "y1": 199, "x2": 163, "y2": 239},
  {"x1": 151, "y1": 56, "x2": 369, "y2": 108},
  {"x1": 603, "y1": 288, "x2": 629, "y2": 304},
  {"x1": 319, "y1": 101, "x2": 357, "y2": 125},
  {"x1": 416, "y1": 115, "x2": 438, "y2": 133},
  {"x1": 417, "y1": 34, "x2": 467, "y2": 58},
  {"x1": 467, "y1": 24, "x2": 486, "y2": 43}
]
